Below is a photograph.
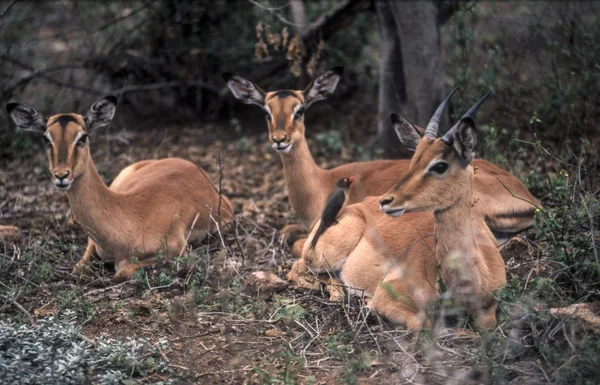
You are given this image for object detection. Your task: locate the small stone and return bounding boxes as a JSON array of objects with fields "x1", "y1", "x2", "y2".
[
  {"x1": 0, "y1": 225, "x2": 20, "y2": 241},
  {"x1": 265, "y1": 329, "x2": 285, "y2": 337},
  {"x1": 246, "y1": 271, "x2": 287, "y2": 294}
]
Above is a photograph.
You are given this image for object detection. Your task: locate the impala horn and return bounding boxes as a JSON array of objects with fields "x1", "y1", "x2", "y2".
[
  {"x1": 442, "y1": 90, "x2": 492, "y2": 143},
  {"x1": 423, "y1": 87, "x2": 459, "y2": 138}
]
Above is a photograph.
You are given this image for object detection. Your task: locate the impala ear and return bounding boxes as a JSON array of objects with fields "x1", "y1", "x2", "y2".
[
  {"x1": 6, "y1": 103, "x2": 46, "y2": 133},
  {"x1": 391, "y1": 114, "x2": 422, "y2": 152},
  {"x1": 223, "y1": 72, "x2": 266, "y2": 108},
  {"x1": 85, "y1": 95, "x2": 117, "y2": 132},
  {"x1": 451, "y1": 118, "x2": 477, "y2": 164},
  {"x1": 303, "y1": 66, "x2": 343, "y2": 109}
]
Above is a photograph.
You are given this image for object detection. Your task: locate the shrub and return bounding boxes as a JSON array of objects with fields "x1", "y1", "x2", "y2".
[{"x1": 0, "y1": 311, "x2": 170, "y2": 385}]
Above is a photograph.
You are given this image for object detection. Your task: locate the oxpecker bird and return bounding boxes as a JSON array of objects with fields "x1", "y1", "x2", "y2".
[{"x1": 309, "y1": 176, "x2": 355, "y2": 250}]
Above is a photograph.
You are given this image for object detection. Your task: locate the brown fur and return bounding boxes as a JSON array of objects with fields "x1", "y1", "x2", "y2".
[
  {"x1": 287, "y1": 197, "x2": 438, "y2": 329},
  {"x1": 43, "y1": 114, "x2": 233, "y2": 281},
  {"x1": 380, "y1": 138, "x2": 507, "y2": 330},
  {"x1": 232, "y1": 76, "x2": 539, "y2": 239}
]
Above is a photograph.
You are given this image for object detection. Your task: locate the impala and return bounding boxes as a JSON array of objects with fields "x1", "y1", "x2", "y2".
[
  {"x1": 287, "y1": 196, "x2": 437, "y2": 329},
  {"x1": 7, "y1": 96, "x2": 233, "y2": 281},
  {"x1": 380, "y1": 92, "x2": 508, "y2": 330},
  {"x1": 223, "y1": 68, "x2": 539, "y2": 251}
]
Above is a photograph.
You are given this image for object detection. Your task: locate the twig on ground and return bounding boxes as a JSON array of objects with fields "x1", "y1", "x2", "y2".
[
  {"x1": 208, "y1": 213, "x2": 244, "y2": 282},
  {"x1": 79, "y1": 333, "x2": 96, "y2": 346},
  {"x1": 83, "y1": 281, "x2": 135, "y2": 297},
  {"x1": 145, "y1": 273, "x2": 181, "y2": 291},
  {"x1": 2, "y1": 294, "x2": 34, "y2": 325},
  {"x1": 154, "y1": 341, "x2": 170, "y2": 362},
  {"x1": 179, "y1": 213, "x2": 200, "y2": 259}
]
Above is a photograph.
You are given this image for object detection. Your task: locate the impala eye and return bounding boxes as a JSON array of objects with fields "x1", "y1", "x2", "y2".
[
  {"x1": 42, "y1": 136, "x2": 52, "y2": 149},
  {"x1": 429, "y1": 162, "x2": 449, "y2": 174},
  {"x1": 294, "y1": 107, "x2": 305, "y2": 120},
  {"x1": 265, "y1": 113, "x2": 271, "y2": 122},
  {"x1": 77, "y1": 134, "x2": 88, "y2": 147}
]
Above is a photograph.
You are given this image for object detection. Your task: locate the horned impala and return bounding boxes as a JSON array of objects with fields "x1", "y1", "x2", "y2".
[
  {"x1": 223, "y1": 68, "x2": 539, "y2": 250},
  {"x1": 380, "y1": 92, "x2": 507, "y2": 330},
  {"x1": 7, "y1": 96, "x2": 233, "y2": 282}
]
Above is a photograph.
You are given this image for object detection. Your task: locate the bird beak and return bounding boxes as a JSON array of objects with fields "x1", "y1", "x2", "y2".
[{"x1": 348, "y1": 176, "x2": 356, "y2": 183}]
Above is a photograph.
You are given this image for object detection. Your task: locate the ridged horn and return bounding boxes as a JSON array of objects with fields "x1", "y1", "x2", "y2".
[
  {"x1": 462, "y1": 90, "x2": 491, "y2": 119},
  {"x1": 443, "y1": 90, "x2": 492, "y2": 143},
  {"x1": 423, "y1": 87, "x2": 459, "y2": 138}
]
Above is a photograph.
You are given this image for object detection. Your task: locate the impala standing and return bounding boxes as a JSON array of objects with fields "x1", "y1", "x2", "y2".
[{"x1": 7, "y1": 96, "x2": 233, "y2": 281}]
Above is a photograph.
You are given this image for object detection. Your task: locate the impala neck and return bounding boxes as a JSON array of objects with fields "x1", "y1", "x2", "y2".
[
  {"x1": 279, "y1": 136, "x2": 328, "y2": 227},
  {"x1": 433, "y1": 172, "x2": 478, "y2": 264},
  {"x1": 66, "y1": 158, "x2": 129, "y2": 246}
]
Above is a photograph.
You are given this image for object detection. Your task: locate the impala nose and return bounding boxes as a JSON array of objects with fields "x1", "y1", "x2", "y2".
[
  {"x1": 380, "y1": 196, "x2": 394, "y2": 208},
  {"x1": 272, "y1": 135, "x2": 288, "y2": 144},
  {"x1": 55, "y1": 170, "x2": 70, "y2": 181}
]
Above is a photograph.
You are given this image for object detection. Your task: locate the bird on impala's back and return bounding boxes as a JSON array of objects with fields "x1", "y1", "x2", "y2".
[{"x1": 309, "y1": 176, "x2": 355, "y2": 250}]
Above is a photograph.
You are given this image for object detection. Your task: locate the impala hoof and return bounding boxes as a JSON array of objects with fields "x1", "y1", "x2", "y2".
[
  {"x1": 72, "y1": 263, "x2": 93, "y2": 278},
  {"x1": 113, "y1": 266, "x2": 138, "y2": 282}
]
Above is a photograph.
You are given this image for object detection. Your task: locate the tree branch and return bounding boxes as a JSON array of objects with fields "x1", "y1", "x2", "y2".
[
  {"x1": 1, "y1": 54, "x2": 220, "y2": 99},
  {"x1": 248, "y1": 0, "x2": 371, "y2": 83},
  {"x1": 0, "y1": 0, "x2": 18, "y2": 24}
]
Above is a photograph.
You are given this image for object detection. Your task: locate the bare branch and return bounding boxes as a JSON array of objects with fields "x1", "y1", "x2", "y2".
[
  {"x1": 1, "y1": 54, "x2": 221, "y2": 99},
  {"x1": 0, "y1": 0, "x2": 18, "y2": 27},
  {"x1": 247, "y1": 0, "x2": 302, "y2": 27},
  {"x1": 2, "y1": 294, "x2": 34, "y2": 325}
]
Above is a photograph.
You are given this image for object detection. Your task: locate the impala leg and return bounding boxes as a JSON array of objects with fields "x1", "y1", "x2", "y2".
[
  {"x1": 366, "y1": 282, "x2": 425, "y2": 330},
  {"x1": 113, "y1": 233, "x2": 189, "y2": 282},
  {"x1": 473, "y1": 297, "x2": 498, "y2": 331},
  {"x1": 113, "y1": 257, "x2": 160, "y2": 282},
  {"x1": 291, "y1": 238, "x2": 306, "y2": 258},
  {"x1": 72, "y1": 239, "x2": 98, "y2": 277},
  {"x1": 324, "y1": 277, "x2": 345, "y2": 302},
  {"x1": 287, "y1": 259, "x2": 345, "y2": 302},
  {"x1": 287, "y1": 259, "x2": 323, "y2": 290},
  {"x1": 281, "y1": 224, "x2": 308, "y2": 246}
]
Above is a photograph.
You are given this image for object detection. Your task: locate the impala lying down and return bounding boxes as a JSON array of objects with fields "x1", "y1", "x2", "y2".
[
  {"x1": 224, "y1": 68, "x2": 539, "y2": 255},
  {"x1": 7, "y1": 96, "x2": 233, "y2": 281},
  {"x1": 380, "y1": 91, "x2": 507, "y2": 330}
]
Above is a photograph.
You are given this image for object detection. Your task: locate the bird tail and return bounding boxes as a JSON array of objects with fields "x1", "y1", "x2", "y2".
[{"x1": 309, "y1": 227, "x2": 324, "y2": 250}]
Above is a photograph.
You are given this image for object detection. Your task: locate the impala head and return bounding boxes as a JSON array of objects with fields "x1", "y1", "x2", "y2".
[
  {"x1": 223, "y1": 67, "x2": 343, "y2": 154},
  {"x1": 380, "y1": 91, "x2": 491, "y2": 217},
  {"x1": 6, "y1": 96, "x2": 117, "y2": 191}
]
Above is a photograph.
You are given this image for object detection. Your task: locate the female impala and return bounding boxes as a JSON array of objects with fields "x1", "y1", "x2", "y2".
[
  {"x1": 223, "y1": 68, "x2": 538, "y2": 247},
  {"x1": 7, "y1": 96, "x2": 233, "y2": 281},
  {"x1": 287, "y1": 196, "x2": 437, "y2": 329},
  {"x1": 380, "y1": 93, "x2": 507, "y2": 330}
]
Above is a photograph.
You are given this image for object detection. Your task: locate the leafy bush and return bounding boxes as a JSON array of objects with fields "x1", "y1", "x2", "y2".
[
  {"x1": 315, "y1": 129, "x2": 343, "y2": 156},
  {"x1": 0, "y1": 311, "x2": 170, "y2": 385}
]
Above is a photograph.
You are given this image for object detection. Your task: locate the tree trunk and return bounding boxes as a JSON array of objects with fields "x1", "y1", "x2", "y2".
[
  {"x1": 290, "y1": 0, "x2": 307, "y2": 34},
  {"x1": 376, "y1": 0, "x2": 445, "y2": 158}
]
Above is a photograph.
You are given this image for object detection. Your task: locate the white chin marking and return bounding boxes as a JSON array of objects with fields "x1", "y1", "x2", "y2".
[
  {"x1": 272, "y1": 143, "x2": 292, "y2": 153},
  {"x1": 384, "y1": 208, "x2": 405, "y2": 217},
  {"x1": 54, "y1": 181, "x2": 72, "y2": 191}
]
